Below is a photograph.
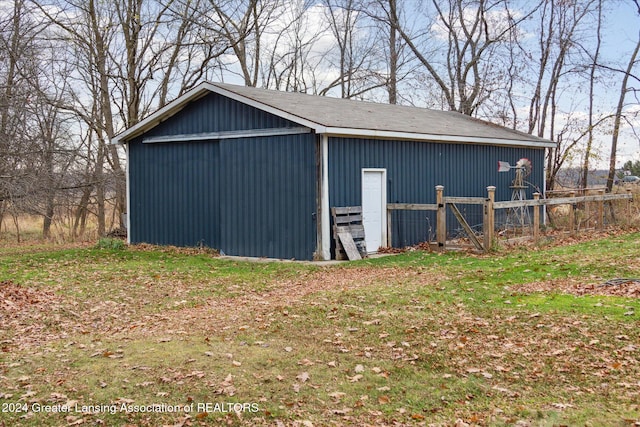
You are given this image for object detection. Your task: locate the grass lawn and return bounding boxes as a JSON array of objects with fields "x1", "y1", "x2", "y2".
[{"x1": 1, "y1": 232, "x2": 639, "y2": 426}]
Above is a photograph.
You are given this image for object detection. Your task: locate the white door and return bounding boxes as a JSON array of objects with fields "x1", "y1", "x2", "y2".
[{"x1": 361, "y1": 169, "x2": 387, "y2": 253}]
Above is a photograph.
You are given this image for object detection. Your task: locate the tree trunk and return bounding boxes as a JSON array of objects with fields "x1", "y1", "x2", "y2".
[
  {"x1": 581, "y1": 0, "x2": 603, "y2": 190},
  {"x1": 388, "y1": 0, "x2": 398, "y2": 104},
  {"x1": 606, "y1": 33, "x2": 640, "y2": 192}
]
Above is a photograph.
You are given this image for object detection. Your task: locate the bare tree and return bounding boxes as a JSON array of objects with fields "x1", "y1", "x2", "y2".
[
  {"x1": 579, "y1": 0, "x2": 603, "y2": 189},
  {"x1": 154, "y1": 0, "x2": 228, "y2": 106},
  {"x1": 318, "y1": 0, "x2": 386, "y2": 98},
  {"x1": 258, "y1": 2, "x2": 325, "y2": 92},
  {"x1": 606, "y1": 28, "x2": 640, "y2": 192},
  {"x1": 199, "y1": 0, "x2": 283, "y2": 87},
  {"x1": 0, "y1": 0, "x2": 42, "y2": 237},
  {"x1": 507, "y1": 0, "x2": 601, "y2": 190},
  {"x1": 34, "y1": 0, "x2": 225, "y2": 234},
  {"x1": 386, "y1": 0, "x2": 398, "y2": 104},
  {"x1": 0, "y1": 1, "x2": 81, "y2": 239},
  {"x1": 388, "y1": 0, "x2": 538, "y2": 115}
]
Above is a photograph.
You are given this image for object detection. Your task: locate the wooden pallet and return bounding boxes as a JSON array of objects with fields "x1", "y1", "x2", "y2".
[{"x1": 331, "y1": 206, "x2": 367, "y2": 260}]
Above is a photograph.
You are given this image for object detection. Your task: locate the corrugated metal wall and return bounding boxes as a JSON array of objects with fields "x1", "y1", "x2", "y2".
[
  {"x1": 128, "y1": 89, "x2": 548, "y2": 258},
  {"x1": 328, "y1": 137, "x2": 545, "y2": 248},
  {"x1": 217, "y1": 134, "x2": 316, "y2": 260},
  {"x1": 129, "y1": 139, "x2": 220, "y2": 247},
  {"x1": 144, "y1": 92, "x2": 297, "y2": 137},
  {"x1": 128, "y1": 92, "x2": 317, "y2": 259}
]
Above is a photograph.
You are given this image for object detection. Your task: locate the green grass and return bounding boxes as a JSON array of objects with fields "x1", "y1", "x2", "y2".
[{"x1": 1, "y1": 234, "x2": 639, "y2": 426}]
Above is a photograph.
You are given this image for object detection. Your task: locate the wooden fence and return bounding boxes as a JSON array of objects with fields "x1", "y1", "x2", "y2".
[{"x1": 386, "y1": 185, "x2": 634, "y2": 253}]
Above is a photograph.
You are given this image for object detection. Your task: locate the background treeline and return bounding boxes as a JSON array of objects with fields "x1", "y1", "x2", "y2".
[{"x1": 1, "y1": 0, "x2": 639, "y2": 239}]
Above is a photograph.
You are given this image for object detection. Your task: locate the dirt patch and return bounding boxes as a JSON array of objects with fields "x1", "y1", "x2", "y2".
[
  {"x1": 513, "y1": 277, "x2": 640, "y2": 298},
  {"x1": 133, "y1": 266, "x2": 443, "y2": 337}
]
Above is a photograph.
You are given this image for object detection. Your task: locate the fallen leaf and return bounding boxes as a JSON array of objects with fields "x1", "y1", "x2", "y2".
[
  {"x1": 297, "y1": 372, "x2": 310, "y2": 383},
  {"x1": 328, "y1": 391, "x2": 346, "y2": 400},
  {"x1": 65, "y1": 416, "x2": 84, "y2": 426},
  {"x1": 348, "y1": 374, "x2": 363, "y2": 383},
  {"x1": 551, "y1": 402, "x2": 574, "y2": 409},
  {"x1": 378, "y1": 395, "x2": 390, "y2": 404}
]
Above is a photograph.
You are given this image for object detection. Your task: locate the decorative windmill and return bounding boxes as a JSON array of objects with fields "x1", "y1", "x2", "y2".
[{"x1": 498, "y1": 158, "x2": 532, "y2": 228}]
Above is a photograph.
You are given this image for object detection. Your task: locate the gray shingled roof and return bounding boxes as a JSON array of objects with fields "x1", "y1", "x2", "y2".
[
  {"x1": 213, "y1": 82, "x2": 550, "y2": 144},
  {"x1": 113, "y1": 82, "x2": 555, "y2": 148}
]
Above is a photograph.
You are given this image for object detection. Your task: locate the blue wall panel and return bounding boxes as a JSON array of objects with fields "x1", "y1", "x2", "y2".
[
  {"x1": 128, "y1": 89, "x2": 547, "y2": 258},
  {"x1": 328, "y1": 137, "x2": 546, "y2": 247},
  {"x1": 144, "y1": 92, "x2": 297, "y2": 137},
  {"x1": 129, "y1": 139, "x2": 220, "y2": 248},
  {"x1": 128, "y1": 91, "x2": 317, "y2": 259},
  {"x1": 217, "y1": 133, "x2": 317, "y2": 259},
  {"x1": 129, "y1": 134, "x2": 317, "y2": 259}
]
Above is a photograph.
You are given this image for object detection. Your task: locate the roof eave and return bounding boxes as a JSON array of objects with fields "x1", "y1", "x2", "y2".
[
  {"x1": 111, "y1": 82, "x2": 327, "y2": 144},
  {"x1": 323, "y1": 127, "x2": 556, "y2": 148},
  {"x1": 111, "y1": 82, "x2": 215, "y2": 144},
  {"x1": 210, "y1": 84, "x2": 327, "y2": 132},
  {"x1": 112, "y1": 82, "x2": 555, "y2": 149}
]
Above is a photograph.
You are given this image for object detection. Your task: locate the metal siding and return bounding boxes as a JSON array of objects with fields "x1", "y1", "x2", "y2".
[
  {"x1": 218, "y1": 133, "x2": 316, "y2": 260},
  {"x1": 329, "y1": 137, "x2": 545, "y2": 247},
  {"x1": 128, "y1": 92, "x2": 317, "y2": 259},
  {"x1": 129, "y1": 132, "x2": 316, "y2": 258},
  {"x1": 144, "y1": 92, "x2": 297, "y2": 138},
  {"x1": 129, "y1": 137, "x2": 220, "y2": 248}
]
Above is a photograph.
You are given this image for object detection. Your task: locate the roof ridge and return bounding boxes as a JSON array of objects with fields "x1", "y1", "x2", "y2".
[
  {"x1": 113, "y1": 80, "x2": 554, "y2": 148},
  {"x1": 210, "y1": 82, "x2": 549, "y2": 142}
]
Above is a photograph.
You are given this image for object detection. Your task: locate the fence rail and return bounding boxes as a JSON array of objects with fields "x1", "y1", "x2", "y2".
[
  {"x1": 386, "y1": 185, "x2": 635, "y2": 253},
  {"x1": 494, "y1": 192, "x2": 631, "y2": 209}
]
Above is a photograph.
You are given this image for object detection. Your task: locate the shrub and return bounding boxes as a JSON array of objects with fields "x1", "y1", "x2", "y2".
[{"x1": 94, "y1": 237, "x2": 126, "y2": 250}]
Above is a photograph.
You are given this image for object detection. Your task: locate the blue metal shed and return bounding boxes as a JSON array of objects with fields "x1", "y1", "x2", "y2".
[{"x1": 112, "y1": 82, "x2": 555, "y2": 260}]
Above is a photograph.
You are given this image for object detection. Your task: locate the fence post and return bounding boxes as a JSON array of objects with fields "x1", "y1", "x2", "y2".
[
  {"x1": 569, "y1": 190, "x2": 576, "y2": 236},
  {"x1": 533, "y1": 192, "x2": 540, "y2": 242},
  {"x1": 484, "y1": 186, "x2": 496, "y2": 251},
  {"x1": 436, "y1": 185, "x2": 446, "y2": 251},
  {"x1": 628, "y1": 188, "x2": 633, "y2": 225},
  {"x1": 598, "y1": 189, "x2": 605, "y2": 230},
  {"x1": 584, "y1": 189, "x2": 590, "y2": 228},
  {"x1": 386, "y1": 206, "x2": 392, "y2": 248}
]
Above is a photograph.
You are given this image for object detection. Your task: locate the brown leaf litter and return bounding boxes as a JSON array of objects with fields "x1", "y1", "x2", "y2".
[
  {"x1": 129, "y1": 266, "x2": 445, "y2": 337},
  {"x1": 513, "y1": 277, "x2": 640, "y2": 298},
  {"x1": 0, "y1": 280, "x2": 78, "y2": 349}
]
